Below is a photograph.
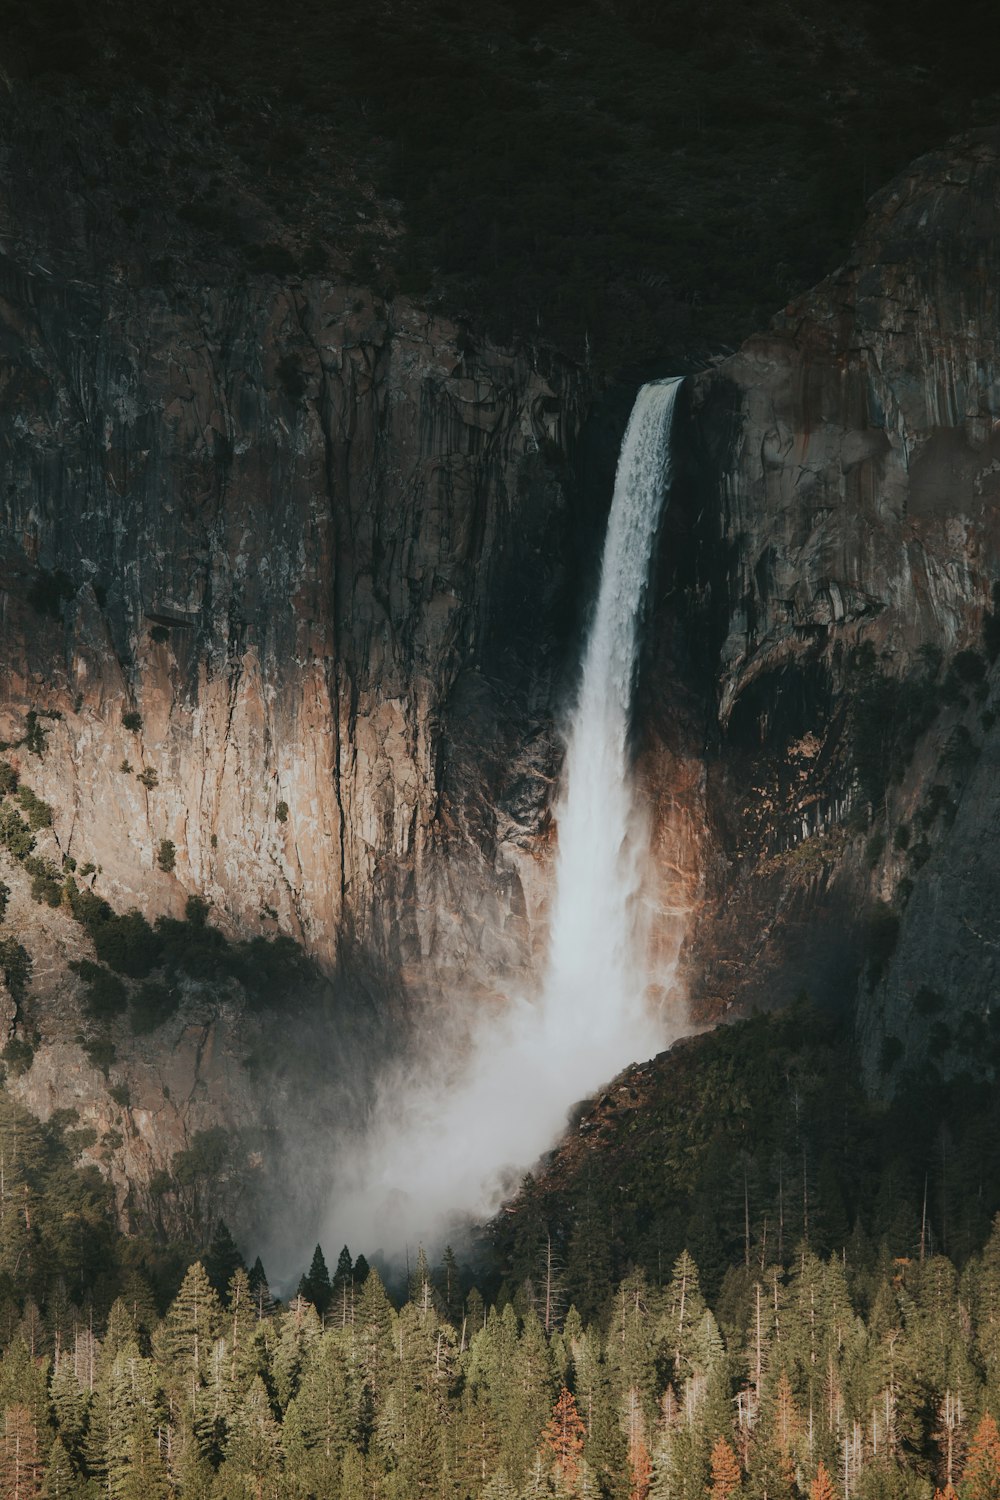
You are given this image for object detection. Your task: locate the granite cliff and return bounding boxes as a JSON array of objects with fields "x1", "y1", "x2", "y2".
[
  {"x1": 672, "y1": 127, "x2": 1000, "y2": 1086},
  {"x1": 2, "y1": 115, "x2": 1000, "y2": 1235}
]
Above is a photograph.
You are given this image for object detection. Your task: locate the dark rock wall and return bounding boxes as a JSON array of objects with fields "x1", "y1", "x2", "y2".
[{"x1": 676, "y1": 129, "x2": 1000, "y2": 1079}]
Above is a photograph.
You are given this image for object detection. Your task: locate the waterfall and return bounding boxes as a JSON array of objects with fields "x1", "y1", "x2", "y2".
[
  {"x1": 320, "y1": 378, "x2": 683, "y2": 1258},
  {"x1": 541, "y1": 376, "x2": 683, "y2": 1058}
]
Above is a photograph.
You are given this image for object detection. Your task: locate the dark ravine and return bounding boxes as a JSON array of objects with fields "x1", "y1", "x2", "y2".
[{"x1": 2, "y1": 123, "x2": 1000, "y2": 1235}]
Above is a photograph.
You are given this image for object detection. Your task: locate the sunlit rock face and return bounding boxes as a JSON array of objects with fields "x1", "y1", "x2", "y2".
[
  {"x1": 0, "y1": 274, "x2": 586, "y2": 996},
  {"x1": 681, "y1": 129, "x2": 1000, "y2": 1075}
]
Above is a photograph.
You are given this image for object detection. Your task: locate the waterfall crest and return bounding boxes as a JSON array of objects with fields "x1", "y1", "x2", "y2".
[{"x1": 321, "y1": 378, "x2": 684, "y2": 1257}]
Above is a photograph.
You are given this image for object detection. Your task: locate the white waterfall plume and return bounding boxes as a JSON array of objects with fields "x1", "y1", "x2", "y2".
[{"x1": 321, "y1": 378, "x2": 684, "y2": 1258}]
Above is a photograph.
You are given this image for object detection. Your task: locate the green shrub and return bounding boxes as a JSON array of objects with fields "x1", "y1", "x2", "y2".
[
  {"x1": 865, "y1": 831, "x2": 885, "y2": 867},
  {"x1": 939, "y1": 724, "x2": 980, "y2": 776},
  {"x1": 16, "y1": 786, "x2": 53, "y2": 830},
  {"x1": 865, "y1": 903, "x2": 900, "y2": 984},
  {"x1": 27, "y1": 568, "x2": 74, "y2": 620},
  {"x1": 850, "y1": 651, "x2": 942, "y2": 809},
  {"x1": 928, "y1": 1020, "x2": 952, "y2": 1053},
  {"x1": 0, "y1": 805, "x2": 35, "y2": 860},
  {"x1": 108, "y1": 1083, "x2": 131, "y2": 1108},
  {"x1": 953, "y1": 648, "x2": 987, "y2": 684},
  {"x1": 156, "y1": 839, "x2": 176, "y2": 873},
  {"x1": 137, "y1": 768, "x2": 159, "y2": 789},
  {"x1": 0, "y1": 761, "x2": 18, "y2": 795},
  {"x1": 24, "y1": 855, "x2": 63, "y2": 907},
  {"x1": 71, "y1": 960, "x2": 128, "y2": 1021},
  {"x1": 909, "y1": 837, "x2": 931, "y2": 870},
  {"x1": 275, "y1": 800, "x2": 289, "y2": 823},
  {"x1": 0, "y1": 883, "x2": 7, "y2": 921},
  {"x1": 0, "y1": 937, "x2": 32, "y2": 1000},
  {"x1": 82, "y1": 1035, "x2": 117, "y2": 1076},
  {"x1": 2, "y1": 1038, "x2": 35, "y2": 1076},
  {"x1": 130, "y1": 980, "x2": 180, "y2": 1035},
  {"x1": 92, "y1": 910, "x2": 163, "y2": 978},
  {"x1": 893, "y1": 822, "x2": 910, "y2": 851},
  {"x1": 22, "y1": 712, "x2": 49, "y2": 757},
  {"x1": 120, "y1": 760, "x2": 133, "y2": 774},
  {"x1": 917, "y1": 784, "x2": 952, "y2": 829},
  {"x1": 122, "y1": 711, "x2": 143, "y2": 732},
  {"x1": 245, "y1": 241, "x2": 298, "y2": 275},
  {"x1": 276, "y1": 355, "x2": 306, "y2": 402},
  {"x1": 150, "y1": 625, "x2": 170, "y2": 644}
]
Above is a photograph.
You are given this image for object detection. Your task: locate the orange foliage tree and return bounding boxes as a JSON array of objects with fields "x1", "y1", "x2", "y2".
[
  {"x1": 709, "y1": 1437, "x2": 742, "y2": 1500},
  {"x1": 542, "y1": 1386, "x2": 586, "y2": 1492},
  {"x1": 629, "y1": 1434, "x2": 652, "y2": 1500},
  {"x1": 961, "y1": 1413, "x2": 1000, "y2": 1500},
  {"x1": 810, "y1": 1460, "x2": 838, "y2": 1500}
]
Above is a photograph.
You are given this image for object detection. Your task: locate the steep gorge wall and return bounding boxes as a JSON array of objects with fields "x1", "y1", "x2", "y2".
[
  {"x1": 0, "y1": 270, "x2": 585, "y2": 997},
  {"x1": 677, "y1": 128, "x2": 1000, "y2": 1080},
  {"x1": 4, "y1": 107, "x2": 1000, "y2": 1227}
]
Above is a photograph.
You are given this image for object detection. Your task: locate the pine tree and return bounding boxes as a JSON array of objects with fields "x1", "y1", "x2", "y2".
[
  {"x1": 119, "y1": 1411, "x2": 170, "y2": 1500},
  {"x1": 339, "y1": 1444, "x2": 365, "y2": 1500},
  {"x1": 809, "y1": 1460, "x2": 837, "y2": 1500},
  {"x1": 218, "y1": 1375, "x2": 284, "y2": 1500},
  {"x1": 0, "y1": 1403, "x2": 45, "y2": 1500},
  {"x1": 356, "y1": 1269, "x2": 395, "y2": 1431},
  {"x1": 331, "y1": 1248, "x2": 355, "y2": 1330},
  {"x1": 102, "y1": 1296, "x2": 141, "y2": 1361},
  {"x1": 48, "y1": 1355, "x2": 88, "y2": 1467},
  {"x1": 283, "y1": 1330, "x2": 356, "y2": 1499},
  {"x1": 437, "y1": 1246, "x2": 463, "y2": 1328},
  {"x1": 166, "y1": 1411, "x2": 214, "y2": 1500},
  {"x1": 204, "y1": 1219, "x2": 246, "y2": 1301},
  {"x1": 708, "y1": 1437, "x2": 742, "y2": 1500},
  {"x1": 298, "y1": 1246, "x2": 332, "y2": 1319},
  {"x1": 116, "y1": 1272, "x2": 159, "y2": 1348},
  {"x1": 408, "y1": 1245, "x2": 436, "y2": 1318},
  {"x1": 273, "y1": 1296, "x2": 322, "y2": 1412},
  {"x1": 630, "y1": 1433, "x2": 653, "y2": 1500},
  {"x1": 248, "y1": 1258, "x2": 276, "y2": 1321},
  {"x1": 153, "y1": 1261, "x2": 222, "y2": 1397},
  {"x1": 481, "y1": 1466, "x2": 518, "y2": 1500},
  {"x1": 962, "y1": 1413, "x2": 1000, "y2": 1500},
  {"x1": 40, "y1": 1435, "x2": 81, "y2": 1500},
  {"x1": 44, "y1": 1281, "x2": 80, "y2": 1363},
  {"x1": 542, "y1": 1387, "x2": 586, "y2": 1492},
  {"x1": 224, "y1": 1267, "x2": 268, "y2": 1404},
  {"x1": 85, "y1": 1341, "x2": 164, "y2": 1499}
]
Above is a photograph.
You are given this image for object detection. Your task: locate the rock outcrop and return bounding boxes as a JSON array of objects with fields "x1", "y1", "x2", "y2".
[{"x1": 677, "y1": 128, "x2": 1000, "y2": 1080}]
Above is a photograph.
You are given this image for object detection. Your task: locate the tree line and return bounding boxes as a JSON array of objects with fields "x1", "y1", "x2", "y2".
[{"x1": 4, "y1": 1222, "x2": 1000, "y2": 1497}]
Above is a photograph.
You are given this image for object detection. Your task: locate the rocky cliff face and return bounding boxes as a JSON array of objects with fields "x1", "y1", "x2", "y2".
[
  {"x1": 675, "y1": 128, "x2": 1000, "y2": 1084},
  {"x1": 0, "y1": 272, "x2": 585, "y2": 986},
  {"x1": 0, "y1": 179, "x2": 600, "y2": 1222},
  {"x1": 3, "y1": 108, "x2": 1000, "y2": 1231}
]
